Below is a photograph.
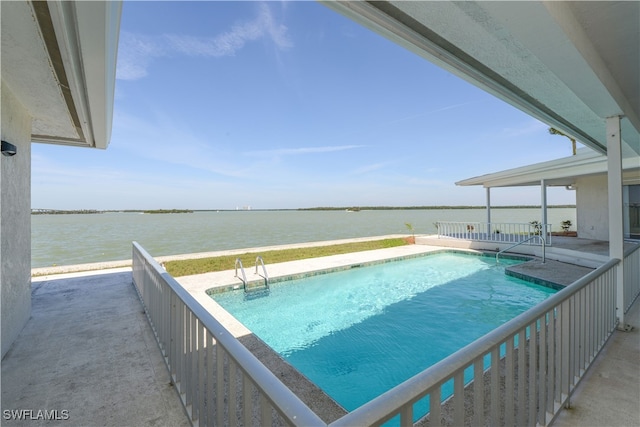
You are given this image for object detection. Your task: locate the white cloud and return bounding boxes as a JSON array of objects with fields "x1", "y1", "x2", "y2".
[
  {"x1": 112, "y1": 111, "x2": 250, "y2": 178},
  {"x1": 501, "y1": 119, "x2": 548, "y2": 137},
  {"x1": 350, "y1": 162, "x2": 388, "y2": 175},
  {"x1": 116, "y1": 3, "x2": 292, "y2": 80},
  {"x1": 31, "y1": 158, "x2": 241, "y2": 210},
  {"x1": 383, "y1": 102, "x2": 475, "y2": 126},
  {"x1": 245, "y1": 145, "x2": 365, "y2": 156},
  {"x1": 116, "y1": 32, "x2": 166, "y2": 80}
]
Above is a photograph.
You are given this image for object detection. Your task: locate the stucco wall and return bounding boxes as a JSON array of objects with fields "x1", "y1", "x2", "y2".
[
  {"x1": 575, "y1": 175, "x2": 609, "y2": 241},
  {"x1": 1, "y1": 81, "x2": 32, "y2": 358}
]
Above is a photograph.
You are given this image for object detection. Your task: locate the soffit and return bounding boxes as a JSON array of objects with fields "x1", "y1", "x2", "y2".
[
  {"x1": 322, "y1": 1, "x2": 640, "y2": 156},
  {"x1": 0, "y1": 1, "x2": 121, "y2": 149},
  {"x1": 1, "y1": 1, "x2": 80, "y2": 141},
  {"x1": 455, "y1": 149, "x2": 640, "y2": 188}
]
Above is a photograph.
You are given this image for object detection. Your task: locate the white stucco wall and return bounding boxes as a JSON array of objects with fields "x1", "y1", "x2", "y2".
[
  {"x1": 575, "y1": 174, "x2": 609, "y2": 241},
  {"x1": 1, "y1": 81, "x2": 32, "y2": 358}
]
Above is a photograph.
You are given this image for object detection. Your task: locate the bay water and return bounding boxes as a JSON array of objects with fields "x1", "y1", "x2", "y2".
[{"x1": 32, "y1": 208, "x2": 575, "y2": 268}]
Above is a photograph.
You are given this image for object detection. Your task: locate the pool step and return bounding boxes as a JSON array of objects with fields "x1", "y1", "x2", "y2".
[{"x1": 235, "y1": 256, "x2": 270, "y2": 297}]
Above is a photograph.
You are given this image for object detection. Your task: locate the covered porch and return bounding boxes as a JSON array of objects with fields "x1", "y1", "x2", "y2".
[{"x1": 454, "y1": 148, "x2": 640, "y2": 243}]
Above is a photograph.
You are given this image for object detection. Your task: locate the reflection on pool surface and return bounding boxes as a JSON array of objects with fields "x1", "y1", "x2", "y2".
[{"x1": 212, "y1": 252, "x2": 556, "y2": 412}]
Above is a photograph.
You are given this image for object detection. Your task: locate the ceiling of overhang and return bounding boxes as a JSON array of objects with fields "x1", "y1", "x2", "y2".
[
  {"x1": 1, "y1": 1, "x2": 120, "y2": 149},
  {"x1": 322, "y1": 1, "x2": 640, "y2": 156}
]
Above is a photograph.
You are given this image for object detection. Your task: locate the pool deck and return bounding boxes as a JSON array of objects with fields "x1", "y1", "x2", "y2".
[
  {"x1": 177, "y1": 242, "x2": 447, "y2": 296},
  {"x1": 551, "y1": 297, "x2": 640, "y2": 427},
  {"x1": 3, "y1": 237, "x2": 639, "y2": 426}
]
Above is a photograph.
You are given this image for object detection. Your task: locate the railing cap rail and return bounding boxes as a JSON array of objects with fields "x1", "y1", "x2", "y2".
[
  {"x1": 438, "y1": 221, "x2": 551, "y2": 225},
  {"x1": 624, "y1": 241, "x2": 640, "y2": 257}
]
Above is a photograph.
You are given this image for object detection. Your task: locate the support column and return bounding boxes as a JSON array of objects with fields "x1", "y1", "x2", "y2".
[
  {"x1": 541, "y1": 179, "x2": 548, "y2": 234},
  {"x1": 486, "y1": 187, "x2": 491, "y2": 234},
  {"x1": 606, "y1": 116, "x2": 626, "y2": 328}
]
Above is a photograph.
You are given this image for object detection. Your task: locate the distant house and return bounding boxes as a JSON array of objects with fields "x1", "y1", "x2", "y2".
[{"x1": 456, "y1": 148, "x2": 640, "y2": 241}]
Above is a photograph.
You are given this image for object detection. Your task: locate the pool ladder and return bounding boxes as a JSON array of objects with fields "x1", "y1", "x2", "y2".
[
  {"x1": 235, "y1": 256, "x2": 270, "y2": 296},
  {"x1": 496, "y1": 235, "x2": 546, "y2": 264}
]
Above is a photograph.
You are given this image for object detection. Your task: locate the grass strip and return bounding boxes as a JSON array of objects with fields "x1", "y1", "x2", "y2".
[{"x1": 165, "y1": 238, "x2": 409, "y2": 277}]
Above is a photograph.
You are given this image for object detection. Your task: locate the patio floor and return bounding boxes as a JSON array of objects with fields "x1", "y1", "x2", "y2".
[
  {"x1": 1, "y1": 269, "x2": 189, "y2": 427},
  {"x1": 2, "y1": 241, "x2": 639, "y2": 426},
  {"x1": 551, "y1": 297, "x2": 640, "y2": 427}
]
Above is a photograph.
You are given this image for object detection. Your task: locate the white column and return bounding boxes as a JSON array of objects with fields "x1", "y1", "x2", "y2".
[
  {"x1": 606, "y1": 116, "x2": 625, "y2": 328},
  {"x1": 486, "y1": 187, "x2": 491, "y2": 234},
  {"x1": 541, "y1": 179, "x2": 548, "y2": 237}
]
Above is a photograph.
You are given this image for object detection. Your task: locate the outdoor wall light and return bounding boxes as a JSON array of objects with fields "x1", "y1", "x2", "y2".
[{"x1": 1, "y1": 140, "x2": 17, "y2": 156}]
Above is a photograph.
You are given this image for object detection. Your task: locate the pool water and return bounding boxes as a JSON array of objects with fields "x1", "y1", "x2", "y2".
[{"x1": 212, "y1": 252, "x2": 556, "y2": 413}]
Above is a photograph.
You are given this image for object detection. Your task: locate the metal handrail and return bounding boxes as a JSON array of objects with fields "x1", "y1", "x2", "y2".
[
  {"x1": 234, "y1": 258, "x2": 247, "y2": 289},
  {"x1": 496, "y1": 234, "x2": 546, "y2": 264},
  {"x1": 255, "y1": 256, "x2": 269, "y2": 288}
]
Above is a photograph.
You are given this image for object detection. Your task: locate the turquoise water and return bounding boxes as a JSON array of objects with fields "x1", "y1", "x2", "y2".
[{"x1": 212, "y1": 252, "x2": 557, "y2": 414}]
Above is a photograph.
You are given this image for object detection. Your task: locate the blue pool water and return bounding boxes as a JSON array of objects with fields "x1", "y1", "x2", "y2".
[{"x1": 212, "y1": 252, "x2": 556, "y2": 413}]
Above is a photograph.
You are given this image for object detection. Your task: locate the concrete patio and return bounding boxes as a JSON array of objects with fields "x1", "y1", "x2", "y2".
[
  {"x1": 2, "y1": 242, "x2": 639, "y2": 426},
  {"x1": 1, "y1": 269, "x2": 189, "y2": 426},
  {"x1": 551, "y1": 297, "x2": 640, "y2": 427}
]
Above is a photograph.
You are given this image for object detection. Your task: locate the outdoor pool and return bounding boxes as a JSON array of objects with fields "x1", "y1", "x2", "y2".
[{"x1": 211, "y1": 252, "x2": 557, "y2": 416}]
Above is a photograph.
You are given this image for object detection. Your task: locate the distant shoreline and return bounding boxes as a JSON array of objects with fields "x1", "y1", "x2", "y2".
[
  {"x1": 32, "y1": 205, "x2": 576, "y2": 215},
  {"x1": 31, "y1": 209, "x2": 194, "y2": 215},
  {"x1": 296, "y1": 205, "x2": 576, "y2": 211}
]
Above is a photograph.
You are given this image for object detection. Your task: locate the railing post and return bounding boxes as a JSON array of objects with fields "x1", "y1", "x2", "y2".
[{"x1": 561, "y1": 299, "x2": 572, "y2": 407}]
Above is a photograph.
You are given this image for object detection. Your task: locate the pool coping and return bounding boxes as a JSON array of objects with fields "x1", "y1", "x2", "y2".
[{"x1": 203, "y1": 248, "x2": 560, "y2": 295}]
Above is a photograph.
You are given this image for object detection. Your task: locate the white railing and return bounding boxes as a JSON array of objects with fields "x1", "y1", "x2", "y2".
[
  {"x1": 437, "y1": 221, "x2": 552, "y2": 245},
  {"x1": 133, "y1": 242, "x2": 623, "y2": 427},
  {"x1": 623, "y1": 243, "x2": 640, "y2": 313},
  {"x1": 132, "y1": 242, "x2": 324, "y2": 427},
  {"x1": 328, "y1": 258, "x2": 619, "y2": 427}
]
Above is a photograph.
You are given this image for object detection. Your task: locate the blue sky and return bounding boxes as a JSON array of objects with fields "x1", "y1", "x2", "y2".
[{"x1": 32, "y1": 1, "x2": 580, "y2": 210}]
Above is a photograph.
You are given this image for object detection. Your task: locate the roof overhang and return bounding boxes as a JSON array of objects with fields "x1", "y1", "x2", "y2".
[
  {"x1": 322, "y1": 1, "x2": 640, "y2": 157},
  {"x1": 1, "y1": 1, "x2": 121, "y2": 149},
  {"x1": 455, "y1": 148, "x2": 640, "y2": 188}
]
